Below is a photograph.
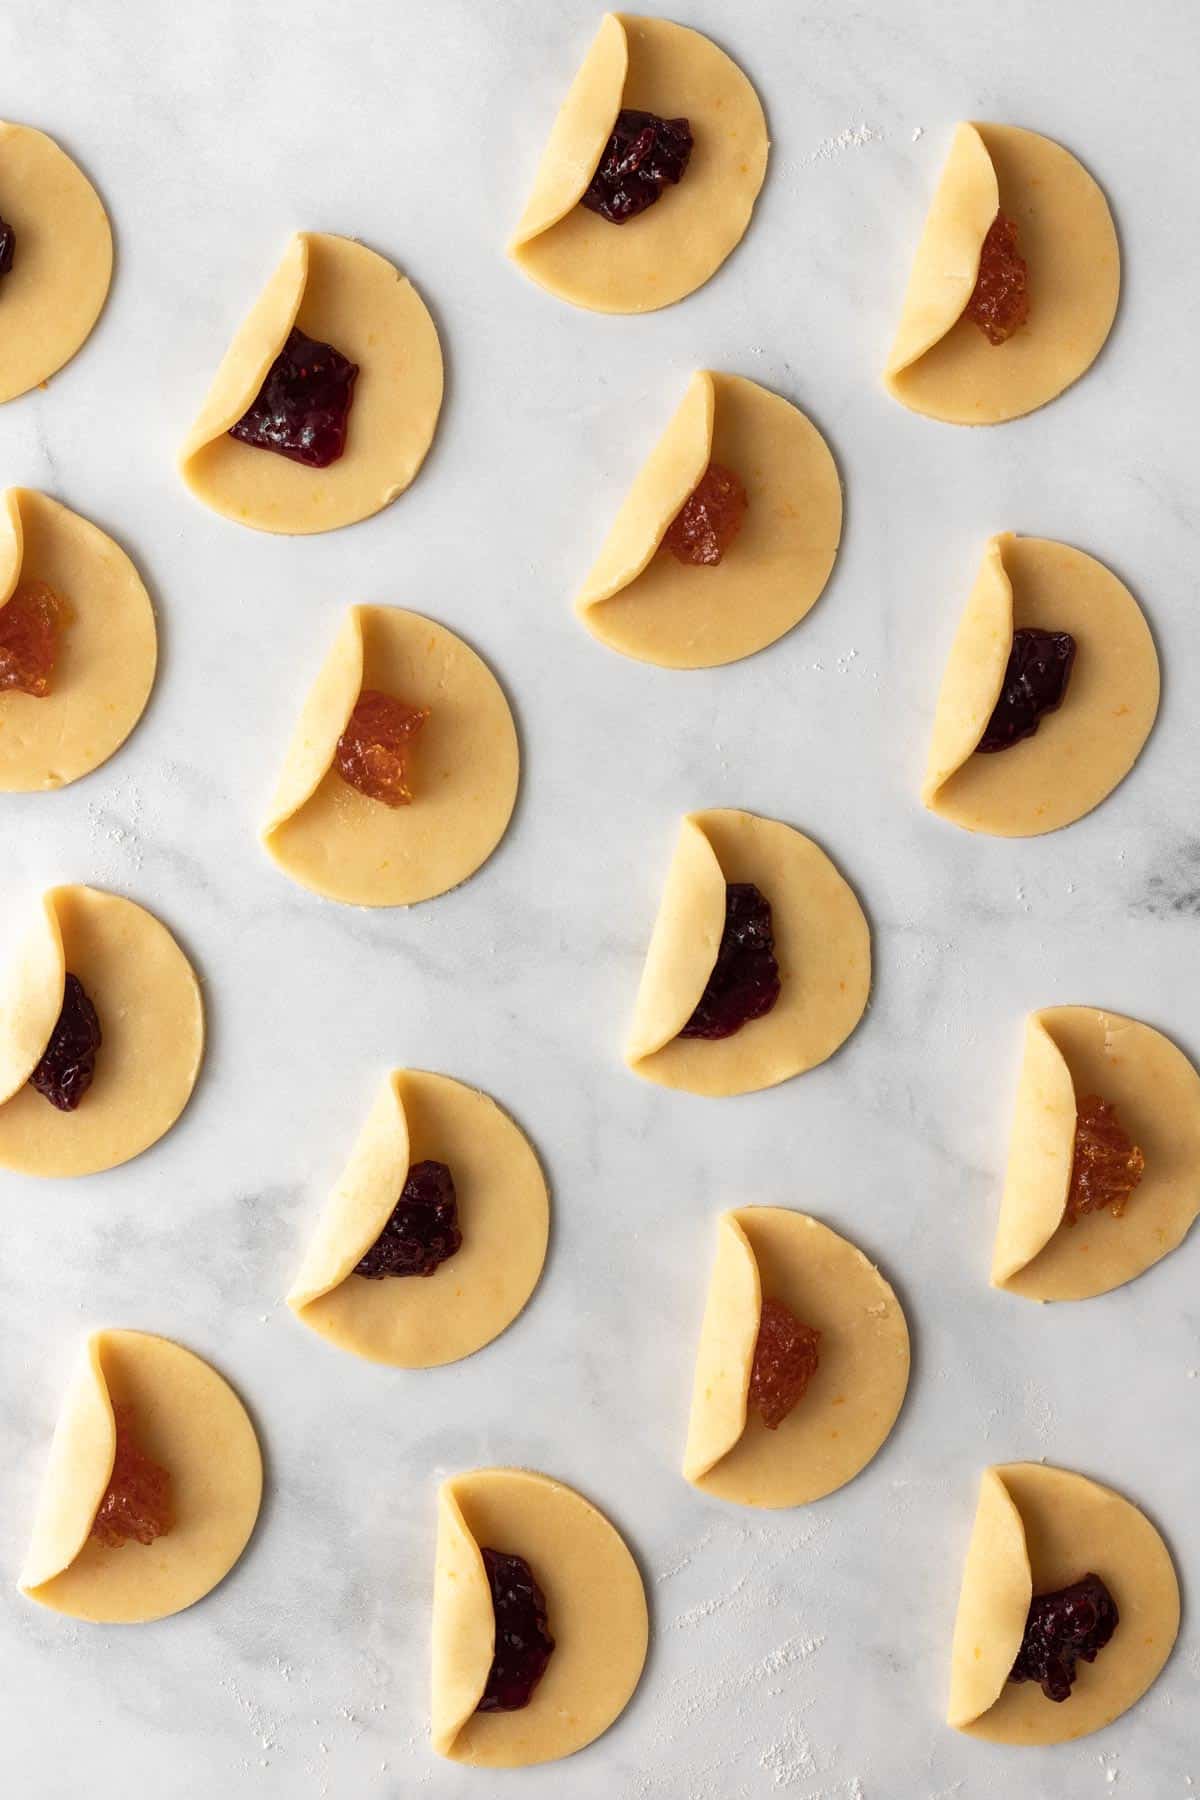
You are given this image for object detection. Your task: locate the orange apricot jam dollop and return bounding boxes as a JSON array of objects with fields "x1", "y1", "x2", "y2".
[
  {"x1": 335, "y1": 689, "x2": 431, "y2": 808},
  {"x1": 967, "y1": 211, "x2": 1031, "y2": 345},
  {"x1": 1066, "y1": 1095, "x2": 1145, "y2": 1226},
  {"x1": 90, "y1": 1405, "x2": 172, "y2": 1548},
  {"x1": 749, "y1": 1298, "x2": 821, "y2": 1430},
  {"x1": 664, "y1": 462, "x2": 748, "y2": 566},
  {"x1": 0, "y1": 580, "x2": 69, "y2": 697}
]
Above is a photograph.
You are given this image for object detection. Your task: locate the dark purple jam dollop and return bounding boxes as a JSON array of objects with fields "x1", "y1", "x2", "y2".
[
  {"x1": 229, "y1": 326, "x2": 359, "y2": 468},
  {"x1": 353, "y1": 1159, "x2": 462, "y2": 1278},
  {"x1": 1009, "y1": 1572, "x2": 1119, "y2": 1703},
  {"x1": 580, "y1": 109, "x2": 694, "y2": 223},
  {"x1": 0, "y1": 215, "x2": 14, "y2": 278},
  {"x1": 977, "y1": 627, "x2": 1076, "y2": 753},
  {"x1": 679, "y1": 882, "x2": 781, "y2": 1041},
  {"x1": 476, "y1": 1547, "x2": 555, "y2": 1713},
  {"x1": 28, "y1": 973, "x2": 102, "y2": 1112}
]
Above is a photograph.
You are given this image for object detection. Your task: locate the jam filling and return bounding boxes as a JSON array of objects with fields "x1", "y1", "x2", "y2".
[
  {"x1": 476, "y1": 1547, "x2": 555, "y2": 1712},
  {"x1": 229, "y1": 326, "x2": 359, "y2": 467},
  {"x1": 679, "y1": 882, "x2": 781, "y2": 1040},
  {"x1": 335, "y1": 689, "x2": 430, "y2": 808},
  {"x1": 976, "y1": 628, "x2": 1075, "y2": 753},
  {"x1": 0, "y1": 214, "x2": 14, "y2": 278},
  {"x1": 90, "y1": 1405, "x2": 173, "y2": 1548},
  {"x1": 354, "y1": 1160, "x2": 462, "y2": 1278},
  {"x1": 967, "y1": 211, "x2": 1031, "y2": 345},
  {"x1": 28, "y1": 973, "x2": 102, "y2": 1112},
  {"x1": 664, "y1": 462, "x2": 748, "y2": 566},
  {"x1": 749, "y1": 1298, "x2": 821, "y2": 1430},
  {"x1": 1009, "y1": 1572, "x2": 1118, "y2": 1702},
  {"x1": 0, "y1": 580, "x2": 69, "y2": 697},
  {"x1": 580, "y1": 109, "x2": 694, "y2": 223},
  {"x1": 1066, "y1": 1096, "x2": 1144, "y2": 1226}
]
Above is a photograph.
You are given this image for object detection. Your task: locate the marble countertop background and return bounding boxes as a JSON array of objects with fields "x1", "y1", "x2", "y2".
[{"x1": 2, "y1": 1, "x2": 1199, "y2": 1795}]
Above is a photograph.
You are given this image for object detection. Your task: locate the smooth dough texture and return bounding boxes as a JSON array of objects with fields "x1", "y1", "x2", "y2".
[
  {"x1": 510, "y1": 13, "x2": 768, "y2": 314},
  {"x1": 262, "y1": 606, "x2": 519, "y2": 907},
  {"x1": 0, "y1": 885, "x2": 204, "y2": 1177},
  {"x1": 179, "y1": 232, "x2": 443, "y2": 534},
  {"x1": 684, "y1": 1209, "x2": 909, "y2": 1507},
  {"x1": 289, "y1": 1070, "x2": 549, "y2": 1367},
  {"x1": 627, "y1": 809, "x2": 870, "y2": 1096},
  {"x1": 923, "y1": 533, "x2": 1158, "y2": 837},
  {"x1": 0, "y1": 488, "x2": 157, "y2": 791},
  {"x1": 885, "y1": 122, "x2": 1119, "y2": 424},
  {"x1": 949, "y1": 1463, "x2": 1179, "y2": 1744},
  {"x1": 20, "y1": 1330, "x2": 262, "y2": 1624},
  {"x1": 432, "y1": 1467, "x2": 647, "y2": 1766},
  {"x1": 0, "y1": 121, "x2": 112, "y2": 404},
  {"x1": 993, "y1": 1006, "x2": 1200, "y2": 1302},
  {"x1": 577, "y1": 371, "x2": 842, "y2": 668}
]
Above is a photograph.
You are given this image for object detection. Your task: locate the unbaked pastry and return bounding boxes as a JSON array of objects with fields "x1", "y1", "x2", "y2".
[
  {"x1": 261, "y1": 605, "x2": 519, "y2": 907},
  {"x1": 577, "y1": 371, "x2": 841, "y2": 668},
  {"x1": 179, "y1": 232, "x2": 443, "y2": 534},
  {"x1": 949, "y1": 1463, "x2": 1179, "y2": 1744},
  {"x1": 923, "y1": 533, "x2": 1158, "y2": 836},
  {"x1": 0, "y1": 885, "x2": 203, "y2": 1177},
  {"x1": 0, "y1": 487, "x2": 156, "y2": 791},
  {"x1": 432, "y1": 1467, "x2": 647, "y2": 1766},
  {"x1": 20, "y1": 1329, "x2": 262, "y2": 1624},
  {"x1": 0, "y1": 121, "x2": 112, "y2": 404},
  {"x1": 885, "y1": 123, "x2": 1119, "y2": 424},
  {"x1": 510, "y1": 13, "x2": 768, "y2": 314}
]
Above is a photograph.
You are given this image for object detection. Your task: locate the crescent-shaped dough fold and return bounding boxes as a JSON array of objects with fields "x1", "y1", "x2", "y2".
[
  {"x1": 510, "y1": 13, "x2": 629, "y2": 245},
  {"x1": 19, "y1": 1335, "x2": 116, "y2": 1593},
  {"x1": 262, "y1": 607, "x2": 364, "y2": 837},
  {"x1": 0, "y1": 889, "x2": 65, "y2": 1103},
  {"x1": 431, "y1": 1484, "x2": 497, "y2": 1756},
  {"x1": 886, "y1": 123, "x2": 999, "y2": 379},
  {"x1": 0, "y1": 485, "x2": 22, "y2": 602},
  {"x1": 682, "y1": 1211, "x2": 760, "y2": 1482},
  {"x1": 947, "y1": 1468, "x2": 1032, "y2": 1729},
  {"x1": 627, "y1": 814, "x2": 727, "y2": 1061},
  {"x1": 288, "y1": 1071, "x2": 411, "y2": 1312}
]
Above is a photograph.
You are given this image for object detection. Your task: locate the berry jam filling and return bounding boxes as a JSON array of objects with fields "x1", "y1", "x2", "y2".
[
  {"x1": 749, "y1": 1298, "x2": 821, "y2": 1430},
  {"x1": 476, "y1": 1547, "x2": 556, "y2": 1713},
  {"x1": 679, "y1": 882, "x2": 781, "y2": 1041},
  {"x1": 28, "y1": 973, "x2": 102, "y2": 1112},
  {"x1": 967, "y1": 211, "x2": 1031, "y2": 346},
  {"x1": 0, "y1": 214, "x2": 14, "y2": 278},
  {"x1": 335, "y1": 689, "x2": 430, "y2": 808},
  {"x1": 90, "y1": 1405, "x2": 173, "y2": 1548},
  {"x1": 580, "y1": 109, "x2": 694, "y2": 224},
  {"x1": 664, "y1": 462, "x2": 748, "y2": 567},
  {"x1": 1066, "y1": 1096, "x2": 1144, "y2": 1226},
  {"x1": 1009, "y1": 1572, "x2": 1119, "y2": 1703},
  {"x1": 0, "y1": 580, "x2": 69, "y2": 697},
  {"x1": 976, "y1": 628, "x2": 1076, "y2": 753},
  {"x1": 229, "y1": 326, "x2": 359, "y2": 468},
  {"x1": 354, "y1": 1160, "x2": 462, "y2": 1279}
]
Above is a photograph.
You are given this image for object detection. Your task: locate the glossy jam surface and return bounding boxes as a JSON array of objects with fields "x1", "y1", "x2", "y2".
[
  {"x1": 679, "y1": 883, "x2": 781, "y2": 1041},
  {"x1": 0, "y1": 580, "x2": 69, "y2": 698},
  {"x1": 28, "y1": 973, "x2": 102, "y2": 1112},
  {"x1": 1066, "y1": 1096, "x2": 1145, "y2": 1226},
  {"x1": 967, "y1": 211, "x2": 1031, "y2": 345},
  {"x1": 229, "y1": 326, "x2": 359, "y2": 467},
  {"x1": 977, "y1": 628, "x2": 1075, "y2": 753},
  {"x1": 90, "y1": 1405, "x2": 173, "y2": 1548},
  {"x1": 580, "y1": 109, "x2": 694, "y2": 224},
  {"x1": 335, "y1": 690, "x2": 430, "y2": 808},
  {"x1": 0, "y1": 214, "x2": 14, "y2": 277},
  {"x1": 749, "y1": 1298, "x2": 821, "y2": 1430},
  {"x1": 1009, "y1": 1572, "x2": 1119, "y2": 1702},
  {"x1": 477, "y1": 1547, "x2": 556, "y2": 1712},
  {"x1": 354, "y1": 1160, "x2": 462, "y2": 1279},
  {"x1": 664, "y1": 462, "x2": 748, "y2": 567}
]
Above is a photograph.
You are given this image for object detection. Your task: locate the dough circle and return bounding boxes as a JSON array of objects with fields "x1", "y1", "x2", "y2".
[
  {"x1": 684, "y1": 1209, "x2": 909, "y2": 1508},
  {"x1": 0, "y1": 121, "x2": 112, "y2": 404},
  {"x1": 577, "y1": 371, "x2": 842, "y2": 668},
  {"x1": 923, "y1": 533, "x2": 1158, "y2": 837},
  {"x1": 949, "y1": 1463, "x2": 1179, "y2": 1744},
  {"x1": 262, "y1": 605, "x2": 519, "y2": 907},
  {"x1": 289, "y1": 1070, "x2": 549, "y2": 1367},
  {"x1": 885, "y1": 122, "x2": 1119, "y2": 424},
  {"x1": 20, "y1": 1330, "x2": 262, "y2": 1625},
  {"x1": 432, "y1": 1467, "x2": 648, "y2": 1766},
  {"x1": 179, "y1": 232, "x2": 443, "y2": 534},
  {"x1": 0, "y1": 885, "x2": 204, "y2": 1177},
  {"x1": 510, "y1": 13, "x2": 768, "y2": 314},
  {"x1": 627, "y1": 809, "x2": 870, "y2": 1096},
  {"x1": 0, "y1": 488, "x2": 157, "y2": 791}
]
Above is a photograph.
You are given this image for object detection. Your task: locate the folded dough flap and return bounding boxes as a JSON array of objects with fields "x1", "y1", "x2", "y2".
[
  {"x1": 0, "y1": 889, "x2": 67, "y2": 1104},
  {"x1": 992, "y1": 1012, "x2": 1077, "y2": 1285},
  {"x1": 510, "y1": 12, "x2": 629, "y2": 248},
  {"x1": 179, "y1": 233, "x2": 309, "y2": 462},
  {"x1": 0, "y1": 486, "x2": 23, "y2": 606},
  {"x1": 683, "y1": 1211, "x2": 762, "y2": 1482},
  {"x1": 431, "y1": 1479, "x2": 496, "y2": 1755},
  {"x1": 885, "y1": 122, "x2": 999, "y2": 380},
  {"x1": 922, "y1": 533, "x2": 1015, "y2": 806},
  {"x1": 626, "y1": 813, "x2": 728, "y2": 1064},
  {"x1": 19, "y1": 1333, "x2": 117, "y2": 1593},
  {"x1": 261, "y1": 607, "x2": 366, "y2": 837},
  {"x1": 948, "y1": 1467, "x2": 1032, "y2": 1728}
]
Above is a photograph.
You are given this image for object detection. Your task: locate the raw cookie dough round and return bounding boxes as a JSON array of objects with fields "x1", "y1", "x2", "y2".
[
  {"x1": 0, "y1": 121, "x2": 113, "y2": 404},
  {"x1": 627, "y1": 809, "x2": 870, "y2": 1096},
  {"x1": 0, "y1": 488, "x2": 157, "y2": 791},
  {"x1": 923, "y1": 533, "x2": 1158, "y2": 837},
  {"x1": 510, "y1": 13, "x2": 768, "y2": 314},
  {"x1": 949, "y1": 1463, "x2": 1179, "y2": 1744},
  {"x1": 885, "y1": 123, "x2": 1119, "y2": 424},
  {"x1": 20, "y1": 1330, "x2": 262, "y2": 1624},
  {"x1": 992, "y1": 1006, "x2": 1200, "y2": 1301},
  {"x1": 179, "y1": 232, "x2": 443, "y2": 534},
  {"x1": 432, "y1": 1467, "x2": 648, "y2": 1766},
  {"x1": 684, "y1": 1209, "x2": 909, "y2": 1508},
  {"x1": 261, "y1": 605, "x2": 519, "y2": 907},
  {"x1": 288, "y1": 1070, "x2": 549, "y2": 1367},
  {"x1": 0, "y1": 885, "x2": 204, "y2": 1177},
  {"x1": 577, "y1": 371, "x2": 842, "y2": 668}
]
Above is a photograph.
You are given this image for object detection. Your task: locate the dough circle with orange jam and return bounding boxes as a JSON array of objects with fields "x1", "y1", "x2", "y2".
[{"x1": 20, "y1": 1330, "x2": 262, "y2": 1624}]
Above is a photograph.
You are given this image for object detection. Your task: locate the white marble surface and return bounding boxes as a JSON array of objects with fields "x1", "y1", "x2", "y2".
[{"x1": 2, "y1": 0, "x2": 1199, "y2": 1794}]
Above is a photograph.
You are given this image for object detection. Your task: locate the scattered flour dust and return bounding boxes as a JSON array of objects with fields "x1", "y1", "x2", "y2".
[{"x1": 809, "y1": 122, "x2": 882, "y2": 163}]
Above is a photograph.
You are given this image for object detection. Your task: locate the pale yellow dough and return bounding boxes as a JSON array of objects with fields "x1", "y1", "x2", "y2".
[
  {"x1": 0, "y1": 122, "x2": 112, "y2": 404},
  {"x1": 0, "y1": 886, "x2": 203, "y2": 1177},
  {"x1": 628, "y1": 809, "x2": 870, "y2": 1096},
  {"x1": 0, "y1": 488, "x2": 157, "y2": 791},
  {"x1": 949, "y1": 1463, "x2": 1179, "y2": 1744},
  {"x1": 886, "y1": 122, "x2": 1119, "y2": 424},
  {"x1": 262, "y1": 606, "x2": 519, "y2": 907},
  {"x1": 179, "y1": 232, "x2": 443, "y2": 534},
  {"x1": 289, "y1": 1070, "x2": 548, "y2": 1367},
  {"x1": 431, "y1": 1468, "x2": 647, "y2": 1766},
  {"x1": 923, "y1": 533, "x2": 1158, "y2": 837},
  {"x1": 20, "y1": 1330, "x2": 262, "y2": 1624},
  {"x1": 510, "y1": 14, "x2": 768, "y2": 314},
  {"x1": 684, "y1": 1209, "x2": 909, "y2": 1508}
]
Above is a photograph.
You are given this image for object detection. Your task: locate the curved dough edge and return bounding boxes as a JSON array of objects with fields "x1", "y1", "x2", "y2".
[
  {"x1": 0, "y1": 888, "x2": 66, "y2": 1103},
  {"x1": 922, "y1": 533, "x2": 1014, "y2": 808},
  {"x1": 885, "y1": 122, "x2": 998, "y2": 381},
  {"x1": 510, "y1": 13, "x2": 629, "y2": 248},
  {"x1": 947, "y1": 1467, "x2": 1032, "y2": 1728},
  {"x1": 19, "y1": 1333, "x2": 117, "y2": 1593},
  {"x1": 991, "y1": 1012, "x2": 1077, "y2": 1285},
  {"x1": 683, "y1": 1211, "x2": 761, "y2": 1482},
  {"x1": 626, "y1": 813, "x2": 727, "y2": 1064},
  {"x1": 431, "y1": 1479, "x2": 496, "y2": 1756},
  {"x1": 261, "y1": 607, "x2": 365, "y2": 840}
]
